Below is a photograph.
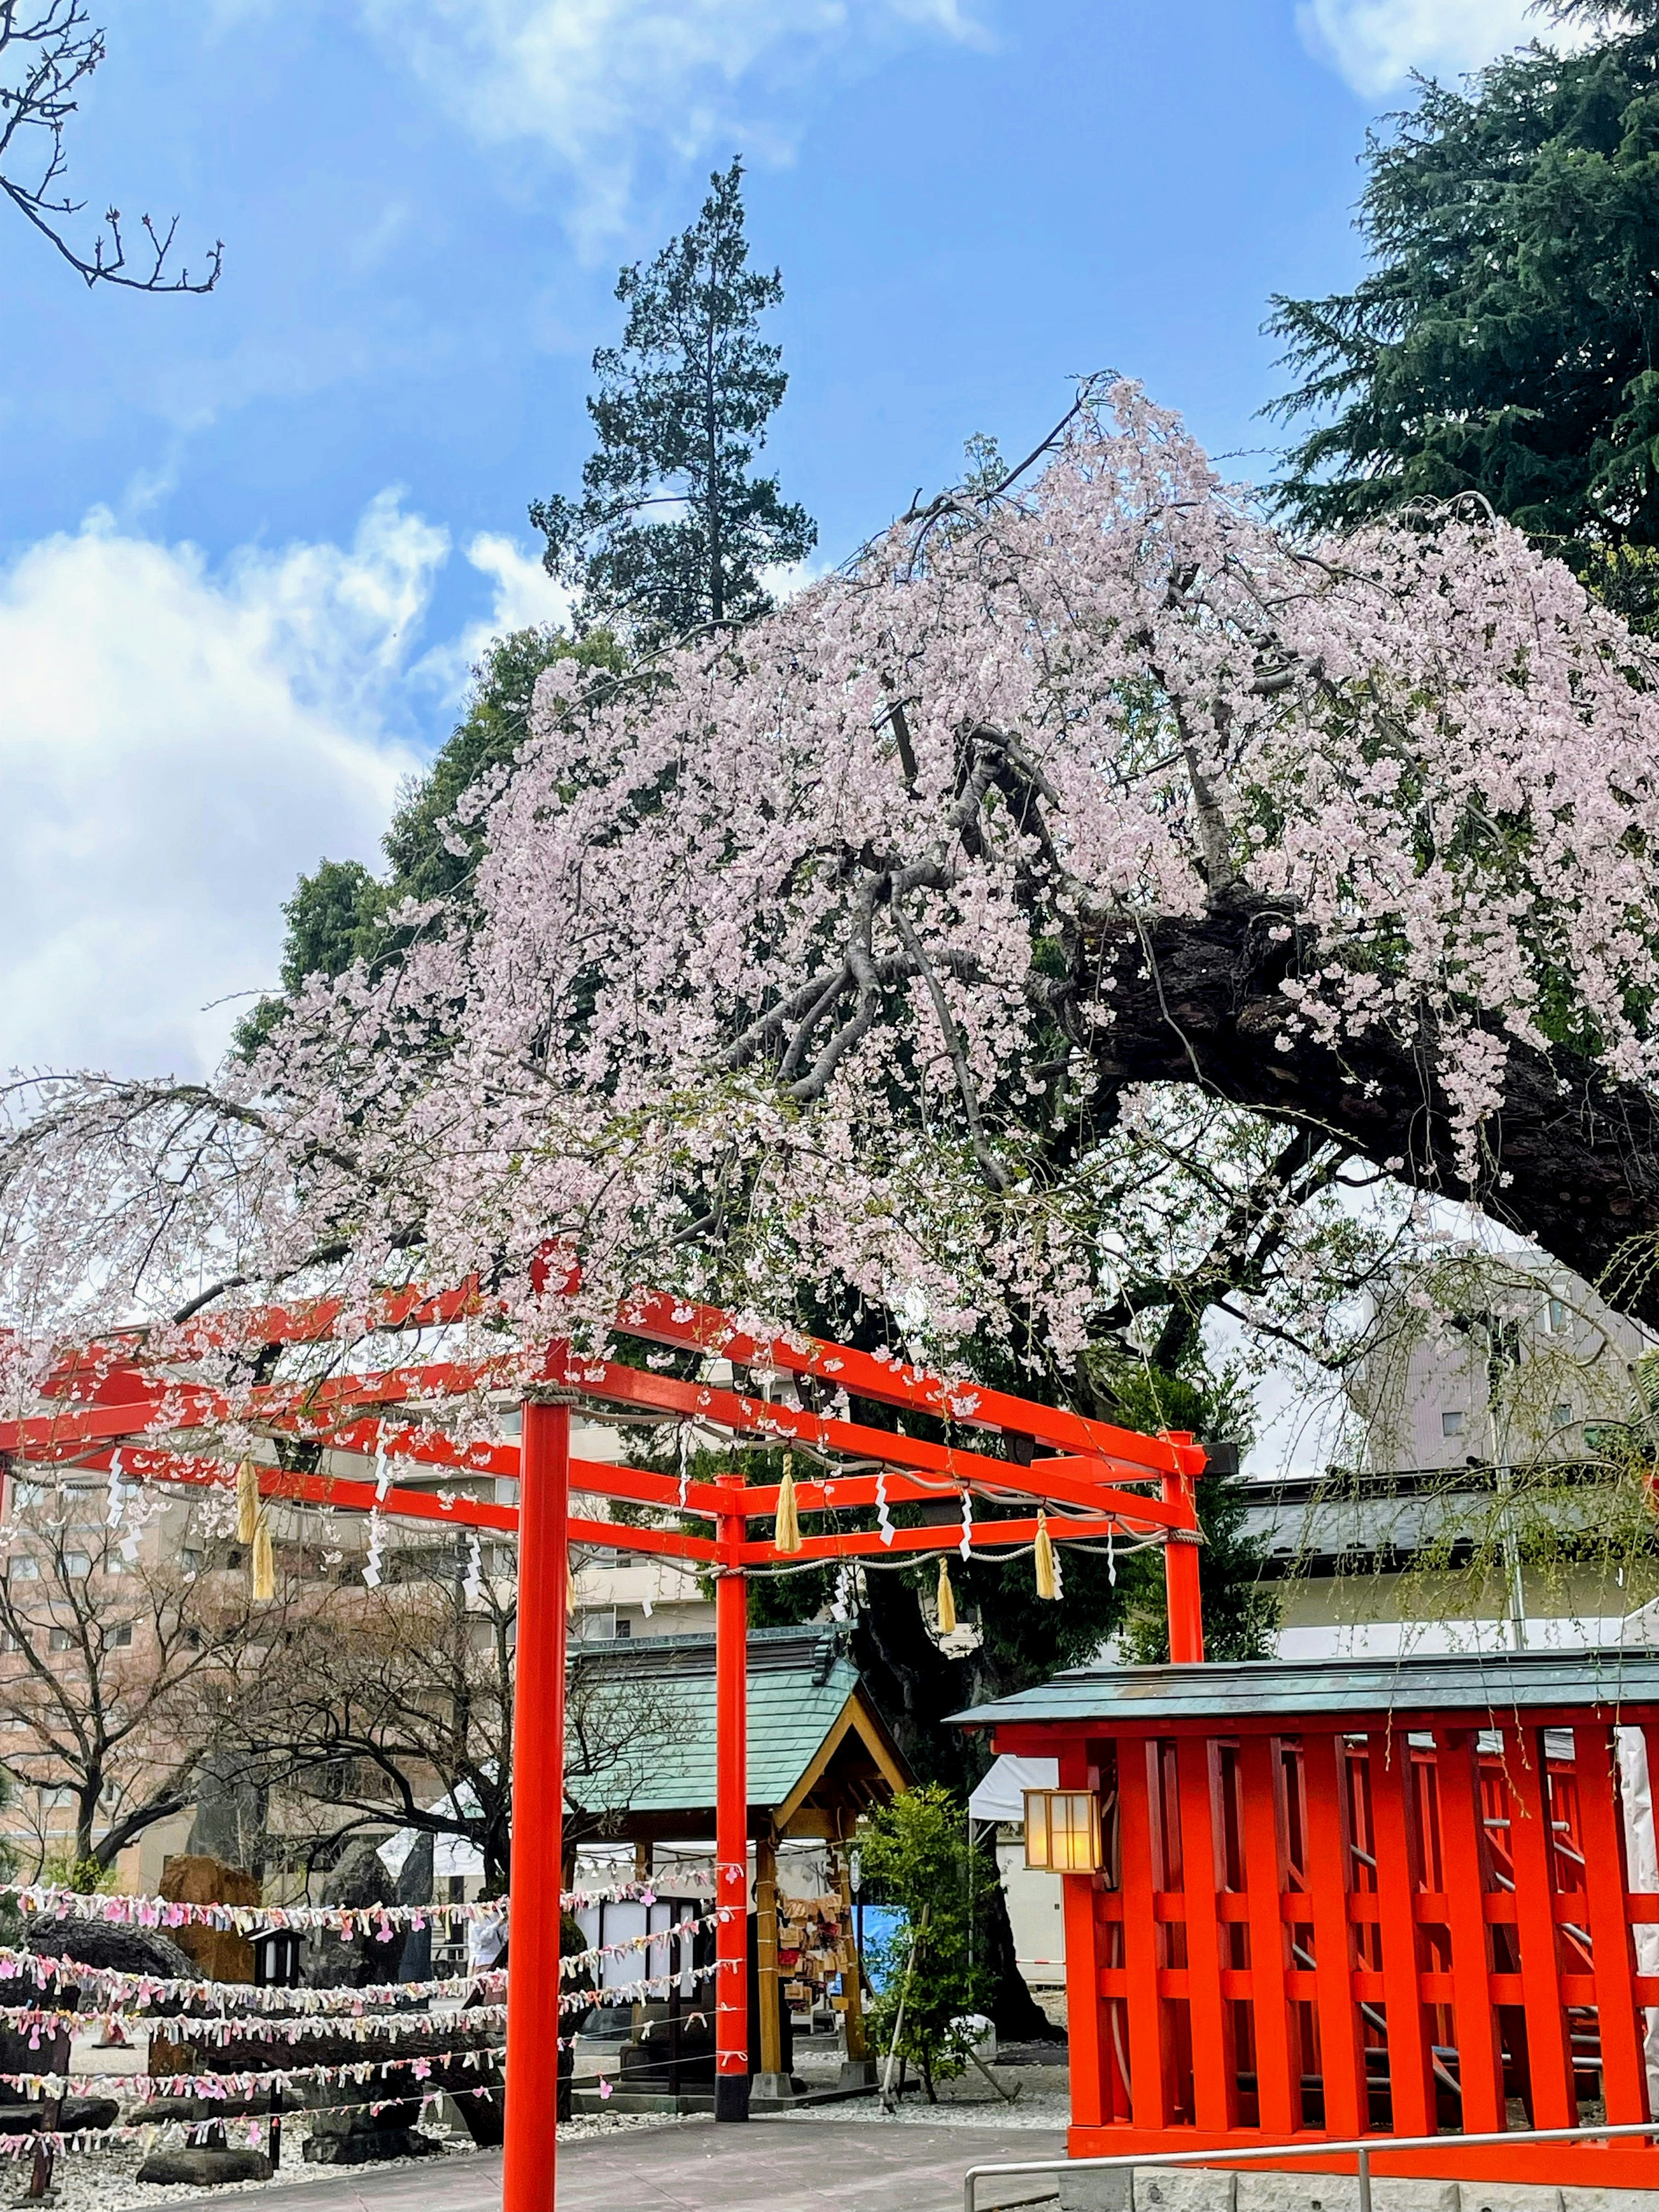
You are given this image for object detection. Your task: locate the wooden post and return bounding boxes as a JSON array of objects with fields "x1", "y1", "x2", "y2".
[
  {"x1": 755, "y1": 1826, "x2": 785, "y2": 2088},
  {"x1": 835, "y1": 1845, "x2": 869, "y2": 2063},
  {"x1": 502, "y1": 1393, "x2": 569, "y2": 2212},
  {"x1": 715, "y1": 1471, "x2": 750, "y2": 2121},
  {"x1": 1160, "y1": 1459, "x2": 1204, "y2": 1663}
]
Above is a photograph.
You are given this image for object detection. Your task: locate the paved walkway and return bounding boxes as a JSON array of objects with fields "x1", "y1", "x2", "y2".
[{"x1": 146, "y1": 2117, "x2": 1068, "y2": 2212}]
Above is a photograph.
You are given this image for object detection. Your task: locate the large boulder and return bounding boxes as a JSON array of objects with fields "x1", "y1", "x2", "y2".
[
  {"x1": 303, "y1": 1838, "x2": 404, "y2": 1991},
  {"x1": 135, "y1": 2145, "x2": 272, "y2": 2187}
]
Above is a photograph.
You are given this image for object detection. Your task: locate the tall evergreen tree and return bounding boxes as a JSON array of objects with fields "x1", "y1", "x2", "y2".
[
  {"x1": 1268, "y1": 0, "x2": 1659, "y2": 613},
  {"x1": 530, "y1": 158, "x2": 816, "y2": 640}
]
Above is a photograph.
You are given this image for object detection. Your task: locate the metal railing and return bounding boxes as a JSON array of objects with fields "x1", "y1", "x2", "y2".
[{"x1": 964, "y1": 2118, "x2": 1659, "y2": 2212}]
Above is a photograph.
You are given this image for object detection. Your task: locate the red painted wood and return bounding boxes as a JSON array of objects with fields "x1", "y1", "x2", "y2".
[
  {"x1": 1300, "y1": 1729, "x2": 1368, "y2": 2138},
  {"x1": 1366, "y1": 1732, "x2": 1434, "y2": 2139},
  {"x1": 715, "y1": 1475, "x2": 750, "y2": 2116},
  {"x1": 1503, "y1": 1726, "x2": 1576, "y2": 2129},
  {"x1": 1116, "y1": 1735, "x2": 1171, "y2": 2129},
  {"x1": 1059, "y1": 1745, "x2": 1110, "y2": 2127},
  {"x1": 502, "y1": 1395, "x2": 569, "y2": 2212},
  {"x1": 1237, "y1": 1735, "x2": 1297, "y2": 2137},
  {"x1": 1431, "y1": 1729, "x2": 1506, "y2": 2135},
  {"x1": 1572, "y1": 1723, "x2": 1648, "y2": 2124},
  {"x1": 1174, "y1": 1737, "x2": 1234, "y2": 2129}
]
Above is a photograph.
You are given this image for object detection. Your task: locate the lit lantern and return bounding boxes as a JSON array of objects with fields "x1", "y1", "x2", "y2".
[{"x1": 1023, "y1": 1788, "x2": 1102, "y2": 1872}]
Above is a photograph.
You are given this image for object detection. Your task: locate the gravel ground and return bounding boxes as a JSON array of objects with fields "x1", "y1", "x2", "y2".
[{"x1": 3, "y1": 2040, "x2": 1066, "y2": 2206}]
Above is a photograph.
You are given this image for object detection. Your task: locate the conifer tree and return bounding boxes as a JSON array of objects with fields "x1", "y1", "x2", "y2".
[{"x1": 531, "y1": 158, "x2": 816, "y2": 640}]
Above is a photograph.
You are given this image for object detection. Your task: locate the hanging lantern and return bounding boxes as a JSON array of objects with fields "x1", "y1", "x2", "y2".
[{"x1": 1023, "y1": 1789, "x2": 1103, "y2": 1873}]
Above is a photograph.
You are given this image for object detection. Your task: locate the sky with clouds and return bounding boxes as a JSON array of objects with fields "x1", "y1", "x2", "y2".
[{"x1": 0, "y1": 0, "x2": 1566, "y2": 1084}]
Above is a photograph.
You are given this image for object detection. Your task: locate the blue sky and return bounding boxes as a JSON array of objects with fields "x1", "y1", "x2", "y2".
[{"x1": 0, "y1": 0, "x2": 1560, "y2": 1077}]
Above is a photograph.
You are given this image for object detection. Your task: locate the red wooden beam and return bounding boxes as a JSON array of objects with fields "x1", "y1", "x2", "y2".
[{"x1": 616, "y1": 1288, "x2": 1199, "y2": 1473}]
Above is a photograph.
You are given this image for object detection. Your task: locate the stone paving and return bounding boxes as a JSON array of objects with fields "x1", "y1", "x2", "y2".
[{"x1": 139, "y1": 2117, "x2": 1070, "y2": 2212}]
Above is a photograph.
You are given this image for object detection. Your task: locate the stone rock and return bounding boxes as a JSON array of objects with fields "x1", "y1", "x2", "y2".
[
  {"x1": 302, "y1": 2127, "x2": 445, "y2": 2165},
  {"x1": 134, "y1": 2146, "x2": 272, "y2": 2187},
  {"x1": 1458, "y1": 2188, "x2": 1563, "y2": 2212},
  {"x1": 1131, "y1": 2170, "x2": 1236, "y2": 2212},
  {"x1": 56, "y1": 2095, "x2": 118, "y2": 2133},
  {"x1": 303, "y1": 1839, "x2": 405, "y2": 1990},
  {"x1": 1054, "y1": 2168, "x2": 1132, "y2": 2212},
  {"x1": 1559, "y1": 2193, "x2": 1659, "y2": 2212},
  {"x1": 1373, "y1": 2184, "x2": 1459, "y2": 2212},
  {"x1": 1237, "y1": 2177, "x2": 1458, "y2": 2212}
]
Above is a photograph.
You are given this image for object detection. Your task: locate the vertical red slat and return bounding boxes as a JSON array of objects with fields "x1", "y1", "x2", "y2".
[
  {"x1": 1300, "y1": 1728, "x2": 1367, "y2": 2138},
  {"x1": 714, "y1": 1472, "x2": 750, "y2": 2121},
  {"x1": 1503, "y1": 1726, "x2": 1575, "y2": 2129},
  {"x1": 1573, "y1": 1723, "x2": 1648, "y2": 2124},
  {"x1": 1059, "y1": 1743, "x2": 1111, "y2": 2128},
  {"x1": 1238, "y1": 1734, "x2": 1297, "y2": 2138},
  {"x1": 1175, "y1": 1736, "x2": 1234, "y2": 2131},
  {"x1": 1367, "y1": 1730, "x2": 1434, "y2": 2139},
  {"x1": 1117, "y1": 1734, "x2": 1171, "y2": 2129},
  {"x1": 502, "y1": 1393, "x2": 569, "y2": 2212},
  {"x1": 1432, "y1": 1729, "x2": 1505, "y2": 2134}
]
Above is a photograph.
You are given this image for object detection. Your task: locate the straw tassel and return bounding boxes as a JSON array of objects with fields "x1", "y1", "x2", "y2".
[
  {"x1": 774, "y1": 1453, "x2": 802, "y2": 1555},
  {"x1": 936, "y1": 1556, "x2": 957, "y2": 1636},
  {"x1": 1034, "y1": 1510, "x2": 1058, "y2": 1602},
  {"x1": 236, "y1": 1459, "x2": 259, "y2": 1546},
  {"x1": 251, "y1": 1515, "x2": 276, "y2": 1602}
]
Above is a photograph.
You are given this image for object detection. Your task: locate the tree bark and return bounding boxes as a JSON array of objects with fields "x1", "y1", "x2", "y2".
[{"x1": 1078, "y1": 899, "x2": 1659, "y2": 1326}]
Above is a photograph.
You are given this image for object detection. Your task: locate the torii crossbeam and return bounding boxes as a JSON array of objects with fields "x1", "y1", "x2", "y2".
[{"x1": 0, "y1": 1289, "x2": 1208, "y2": 2212}]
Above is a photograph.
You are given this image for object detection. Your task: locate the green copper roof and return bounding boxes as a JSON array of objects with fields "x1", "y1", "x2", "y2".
[
  {"x1": 570, "y1": 1624, "x2": 885, "y2": 1818},
  {"x1": 952, "y1": 1646, "x2": 1659, "y2": 1732}
]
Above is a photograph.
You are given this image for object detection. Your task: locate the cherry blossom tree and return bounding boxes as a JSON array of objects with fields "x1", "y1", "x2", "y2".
[{"x1": 5, "y1": 380, "x2": 1659, "y2": 1389}]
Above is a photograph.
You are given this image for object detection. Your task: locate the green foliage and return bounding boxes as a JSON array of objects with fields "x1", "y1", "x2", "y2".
[
  {"x1": 1087, "y1": 1358, "x2": 1281, "y2": 1666},
  {"x1": 1269, "y1": 5, "x2": 1659, "y2": 609},
  {"x1": 41, "y1": 1849, "x2": 114, "y2": 1894},
  {"x1": 241, "y1": 624, "x2": 618, "y2": 1046},
  {"x1": 530, "y1": 158, "x2": 816, "y2": 640},
  {"x1": 858, "y1": 1784, "x2": 992, "y2": 2096}
]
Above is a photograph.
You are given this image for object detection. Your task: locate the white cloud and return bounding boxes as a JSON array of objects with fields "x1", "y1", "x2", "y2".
[
  {"x1": 0, "y1": 497, "x2": 447, "y2": 1080},
  {"x1": 354, "y1": 0, "x2": 982, "y2": 244},
  {"x1": 1297, "y1": 0, "x2": 1591, "y2": 94},
  {"x1": 414, "y1": 532, "x2": 576, "y2": 704}
]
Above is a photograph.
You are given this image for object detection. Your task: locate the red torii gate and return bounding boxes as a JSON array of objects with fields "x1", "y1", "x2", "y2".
[{"x1": 0, "y1": 1289, "x2": 1208, "y2": 2212}]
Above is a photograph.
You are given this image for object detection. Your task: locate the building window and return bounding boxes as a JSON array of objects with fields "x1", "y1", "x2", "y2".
[
  {"x1": 109, "y1": 1623, "x2": 133, "y2": 1649},
  {"x1": 9, "y1": 1558, "x2": 40, "y2": 1582},
  {"x1": 180, "y1": 1549, "x2": 202, "y2": 1574},
  {"x1": 48, "y1": 1627, "x2": 74, "y2": 1653},
  {"x1": 61, "y1": 1551, "x2": 89, "y2": 1578},
  {"x1": 613, "y1": 1616, "x2": 632, "y2": 1639},
  {"x1": 1552, "y1": 1405, "x2": 1573, "y2": 1432},
  {"x1": 1545, "y1": 1297, "x2": 1570, "y2": 1334},
  {"x1": 1441, "y1": 1410, "x2": 1465, "y2": 1438}
]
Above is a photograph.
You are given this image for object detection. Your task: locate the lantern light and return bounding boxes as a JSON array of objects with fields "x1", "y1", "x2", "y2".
[{"x1": 1023, "y1": 1788, "x2": 1102, "y2": 1873}]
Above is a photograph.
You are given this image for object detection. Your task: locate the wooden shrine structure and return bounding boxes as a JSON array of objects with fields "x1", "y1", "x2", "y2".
[
  {"x1": 959, "y1": 1649, "x2": 1659, "y2": 2193},
  {"x1": 0, "y1": 1285, "x2": 1209, "y2": 2211}
]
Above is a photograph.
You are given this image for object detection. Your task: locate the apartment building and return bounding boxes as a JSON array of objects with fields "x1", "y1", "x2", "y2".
[{"x1": 1240, "y1": 1250, "x2": 1659, "y2": 1651}]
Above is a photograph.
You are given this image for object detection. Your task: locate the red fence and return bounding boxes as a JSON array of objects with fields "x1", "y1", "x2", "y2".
[{"x1": 993, "y1": 1688, "x2": 1659, "y2": 2190}]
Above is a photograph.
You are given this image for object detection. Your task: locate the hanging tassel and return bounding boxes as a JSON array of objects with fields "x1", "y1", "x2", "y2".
[
  {"x1": 1034, "y1": 1510, "x2": 1058, "y2": 1602},
  {"x1": 936, "y1": 1556, "x2": 957, "y2": 1636},
  {"x1": 236, "y1": 1459, "x2": 259, "y2": 1546},
  {"x1": 251, "y1": 1516, "x2": 276, "y2": 1602},
  {"x1": 774, "y1": 1452, "x2": 802, "y2": 1555}
]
